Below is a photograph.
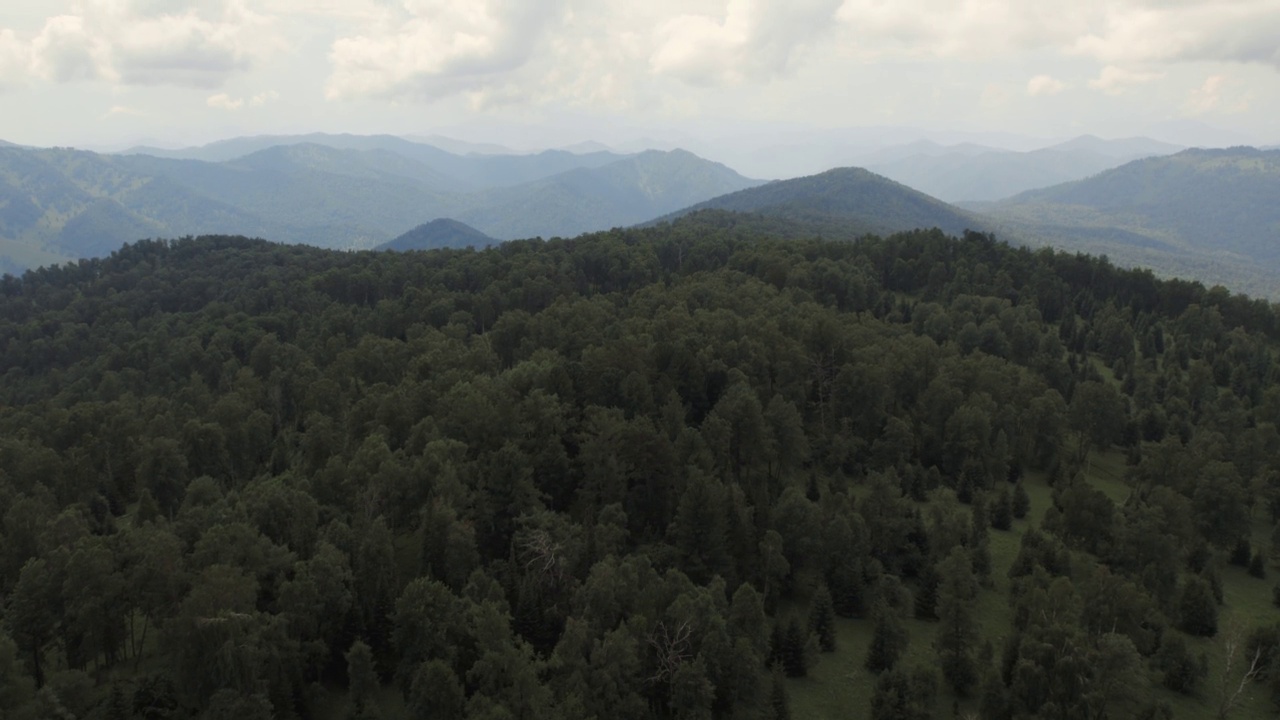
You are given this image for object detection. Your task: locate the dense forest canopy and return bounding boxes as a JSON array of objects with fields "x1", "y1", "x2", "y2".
[{"x1": 1, "y1": 213, "x2": 1280, "y2": 719}]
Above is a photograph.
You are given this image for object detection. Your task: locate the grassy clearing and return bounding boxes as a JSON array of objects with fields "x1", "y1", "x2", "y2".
[{"x1": 788, "y1": 454, "x2": 1280, "y2": 719}]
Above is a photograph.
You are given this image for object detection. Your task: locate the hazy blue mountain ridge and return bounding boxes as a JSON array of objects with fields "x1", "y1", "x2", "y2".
[
  {"x1": 863, "y1": 135, "x2": 1183, "y2": 202},
  {"x1": 455, "y1": 149, "x2": 765, "y2": 239},
  {"x1": 971, "y1": 147, "x2": 1280, "y2": 296},
  {"x1": 0, "y1": 142, "x2": 760, "y2": 267}
]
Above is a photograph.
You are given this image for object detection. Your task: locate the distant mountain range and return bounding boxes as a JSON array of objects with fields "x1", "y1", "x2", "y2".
[
  {"x1": 377, "y1": 219, "x2": 497, "y2": 252},
  {"x1": 0, "y1": 140, "x2": 761, "y2": 271},
  {"x1": 119, "y1": 133, "x2": 631, "y2": 191},
  {"x1": 5, "y1": 132, "x2": 1280, "y2": 298},
  {"x1": 863, "y1": 135, "x2": 1183, "y2": 202},
  {"x1": 970, "y1": 147, "x2": 1280, "y2": 296}
]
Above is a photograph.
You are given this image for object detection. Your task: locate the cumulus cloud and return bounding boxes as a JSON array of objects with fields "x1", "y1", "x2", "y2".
[
  {"x1": 1027, "y1": 74, "x2": 1065, "y2": 97},
  {"x1": 325, "y1": 0, "x2": 569, "y2": 100},
  {"x1": 1184, "y1": 73, "x2": 1252, "y2": 115},
  {"x1": 7, "y1": 0, "x2": 277, "y2": 89},
  {"x1": 322, "y1": 0, "x2": 846, "y2": 103},
  {"x1": 30, "y1": 15, "x2": 109, "y2": 82},
  {"x1": 207, "y1": 92, "x2": 244, "y2": 110},
  {"x1": 0, "y1": 28, "x2": 31, "y2": 89},
  {"x1": 1071, "y1": 0, "x2": 1280, "y2": 68},
  {"x1": 1088, "y1": 65, "x2": 1164, "y2": 95},
  {"x1": 830, "y1": 0, "x2": 1280, "y2": 70},
  {"x1": 649, "y1": 0, "x2": 844, "y2": 85}
]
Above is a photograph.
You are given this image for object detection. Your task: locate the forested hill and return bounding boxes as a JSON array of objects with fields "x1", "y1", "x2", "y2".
[
  {"x1": 2, "y1": 216, "x2": 1280, "y2": 720},
  {"x1": 658, "y1": 167, "x2": 988, "y2": 239},
  {"x1": 376, "y1": 219, "x2": 497, "y2": 252}
]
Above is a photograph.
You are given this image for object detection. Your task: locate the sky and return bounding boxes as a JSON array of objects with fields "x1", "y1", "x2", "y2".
[{"x1": 1, "y1": 0, "x2": 1278, "y2": 174}]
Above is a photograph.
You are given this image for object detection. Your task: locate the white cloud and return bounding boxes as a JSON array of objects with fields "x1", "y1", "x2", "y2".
[
  {"x1": 0, "y1": 28, "x2": 31, "y2": 89},
  {"x1": 1186, "y1": 75, "x2": 1227, "y2": 114},
  {"x1": 649, "y1": 0, "x2": 844, "y2": 85},
  {"x1": 30, "y1": 14, "x2": 110, "y2": 82},
  {"x1": 1184, "y1": 73, "x2": 1253, "y2": 115},
  {"x1": 829, "y1": 1, "x2": 1280, "y2": 70},
  {"x1": 1071, "y1": 1, "x2": 1280, "y2": 68},
  {"x1": 325, "y1": 0, "x2": 569, "y2": 100},
  {"x1": 249, "y1": 90, "x2": 279, "y2": 106},
  {"x1": 207, "y1": 92, "x2": 244, "y2": 110},
  {"x1": 8, "y1": 0, "x2": 278, "y2": 89},
  {"x1": 1027, "y1": 74, "x2": 1065, "y2": 97},
  {"x1": 1088, "y1": 65, "x2": 1164, "y2": 95}
]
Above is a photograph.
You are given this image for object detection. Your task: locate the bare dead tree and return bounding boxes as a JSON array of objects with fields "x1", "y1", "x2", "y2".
[
  {"x1": 647, "y1": 619, "x2": 693, "y2": 685},
  {"x1": 1217, "y1": 622, "x2": 1266, "y2": 720},
  {"x1": 517, "y1": 528, "x2": 566, "y2": 581}
]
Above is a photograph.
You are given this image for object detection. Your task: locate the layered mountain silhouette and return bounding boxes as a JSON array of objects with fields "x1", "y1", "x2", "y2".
[
  {"x1": 862, "y1": 135, "x2": 1182, "y2": 202},
  {"x1": 4, "y1": 133, "x2": 1279, "y2": 298},
  {"x1": 0, "y1": 141, "x2": 761, "y2": 270},
  {"x1": 971, "y1": 147, "x2": 1280, "y2": 296}
]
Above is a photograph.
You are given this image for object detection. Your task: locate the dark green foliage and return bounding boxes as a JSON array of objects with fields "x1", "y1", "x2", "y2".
[
  {"x1": 769, "y1": 664, "x2": 791, "y2": 720},
  {"x1": 935, "y1": 548, "x2": 980, "y2": 695},
  {"x1": 1153, "y1": 632, "x2": 1208, "y2": 694},
  {"x1": 779, "y1": 619, "x2": 811, "y2": 678},
  {"x1": 869, "y1": 666, "x2": 936, "y2": 720},
  {"x1": 1177, "y1": 577, "x2": 1218, "y2": 637},
  {"x1": 408, "y1": 660, "x2": 464, "y2": 720},
  {"x1": 1011, "y1": 481, "x2": 1030, "y2": 520},
  {"x1": 1249, "y1": 551, "x2": 1268, "y2": 579},
  {"x1": 1230, "y1": 537, "x2": 1253, "y2": 567},
  {"x1": 865, "y1": 603, "x2": 909, "y2": 674},
  {"x1": 345, "y1": 639, "x2": 378, "y2": 717},
  {"x1": 991, "y1": 487, "x2": 1013, "y2": 531},
  {"x1": 1, "y1": 216, "x2": 1279, "y2": 720},
  {"x1": 808, "y1": 584, "x2": 837, "y2": 653}
]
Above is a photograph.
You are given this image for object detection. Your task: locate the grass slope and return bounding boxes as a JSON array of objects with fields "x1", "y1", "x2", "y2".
[{"x1": 789, "y1": 449, "x2": 1277, "y2": 720}]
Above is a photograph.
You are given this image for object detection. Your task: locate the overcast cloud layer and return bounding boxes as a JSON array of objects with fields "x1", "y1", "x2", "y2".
[{"x1": 1, "y1": 0, "x2": 1277, "y2": 170}]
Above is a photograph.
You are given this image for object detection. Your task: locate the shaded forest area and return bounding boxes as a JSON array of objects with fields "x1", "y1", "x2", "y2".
[{"x1": 2, "y1": 211, "x2": 1280, "y2": 719}]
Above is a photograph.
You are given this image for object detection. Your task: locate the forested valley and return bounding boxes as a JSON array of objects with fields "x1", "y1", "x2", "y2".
[{"x1": 2, "y1": 211, "x2": 1280, "y2": 719}]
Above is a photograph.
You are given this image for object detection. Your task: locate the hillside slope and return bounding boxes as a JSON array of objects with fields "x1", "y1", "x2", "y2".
[
  {"x1": 456, "y1": 149, "x2": 764, "y2": 239},
  {"x1": 972, "y1": 147, "x2": 1280, "y2": 295},
  {"x1": 377, "y1": 219, "x2": 497, "y2": 251},
  {"x1": 658, "y1": 166, "x2": 986, "y2": 238}
]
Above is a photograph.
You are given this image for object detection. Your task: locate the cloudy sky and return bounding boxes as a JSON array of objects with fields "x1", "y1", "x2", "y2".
[{"x1": 1, "y1": 0, "x2": 1277, "y2": 168}]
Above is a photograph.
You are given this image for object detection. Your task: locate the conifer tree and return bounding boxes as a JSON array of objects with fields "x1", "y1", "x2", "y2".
[
  {"x1": 865, "y1": 602, "x2": 908, "y2": 674},
  {"x1": 991, "y1": 487, "x2": 1013, "y2": 531},
  {"x1": 769, "y1": 664, "x2": 791, "y2": 720},
  {"x1": 808, "y1": 583, "x2": 837, "y2": 652},
  {"x1": 1248, "y1": 551, "x2": 1267, "y2": 579},
  {"x1": 935, "y1": 548, "x2": 980, "y2": 695},
  {"x1": 1012, "y1": 481, "x2": 1031, "y2": 520}
]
